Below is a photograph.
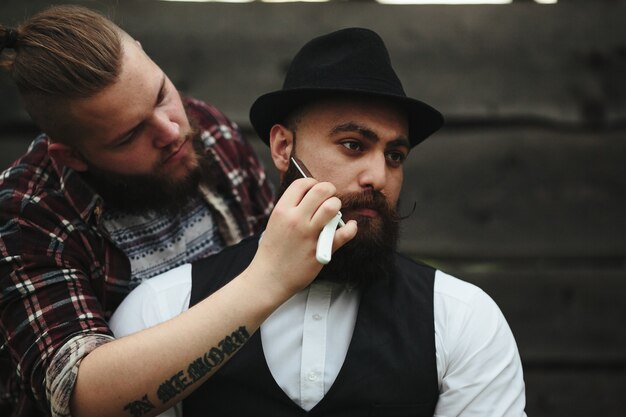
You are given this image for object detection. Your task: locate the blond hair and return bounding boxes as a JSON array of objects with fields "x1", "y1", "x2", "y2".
[{"x1": 0, "y1": 5, "x2": 124, "y2": 140}]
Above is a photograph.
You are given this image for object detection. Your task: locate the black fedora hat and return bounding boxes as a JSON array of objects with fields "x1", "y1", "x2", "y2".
[{"x1": 250, "y1": 27, "x2": 443, "y2": 148}]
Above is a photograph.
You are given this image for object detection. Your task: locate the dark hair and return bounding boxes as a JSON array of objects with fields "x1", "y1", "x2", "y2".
[{"x1": 0, "y1": 27, "x2": 18, "y2": 50}]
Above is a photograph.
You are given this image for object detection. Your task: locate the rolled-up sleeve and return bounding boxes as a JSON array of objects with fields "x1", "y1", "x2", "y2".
[
  {"x1": 46, "y1": 333, "x2": 114, "y2": 417},
  {"x1": 1, "y1": 199, "x2": 114, "y2": 414}
]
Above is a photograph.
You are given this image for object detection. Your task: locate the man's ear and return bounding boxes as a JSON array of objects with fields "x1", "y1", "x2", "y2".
[
  {"x1": 48, "y1": 142, "x2": 89, "y2": 172},
  {"x1": 269, "y1": 124, "x2": 294, "y2": 174}
]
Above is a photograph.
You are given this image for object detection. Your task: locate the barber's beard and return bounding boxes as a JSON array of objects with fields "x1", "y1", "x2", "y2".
[
  {"x1": 278, "y1": 163, "x2": 400, "y2": 288},
  {"x1": 81, "y1": 127, "x2": 215, "y2": 216}
]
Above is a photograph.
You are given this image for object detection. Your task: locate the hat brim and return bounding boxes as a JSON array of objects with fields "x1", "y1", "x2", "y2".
[{"x1": 249, "y1": 87, "x2": 444, "y2": 148}]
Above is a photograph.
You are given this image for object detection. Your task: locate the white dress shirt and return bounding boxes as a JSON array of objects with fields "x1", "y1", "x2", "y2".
[{"x1": 110, "y1": 264, "x2": 527, "y2": 417}]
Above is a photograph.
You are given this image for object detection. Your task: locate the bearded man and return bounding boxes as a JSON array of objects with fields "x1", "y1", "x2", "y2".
[{"x1": 111, "y1": 28, "x2": 527, "y2": 417}]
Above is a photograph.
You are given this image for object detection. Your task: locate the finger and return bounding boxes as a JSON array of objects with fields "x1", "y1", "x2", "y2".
[
  {"x1": 275, "y1": 178, "x2": 319, "y2": 208},
  {"x1": 332, "y1": 220, "x2": 358, "y2": 252},
  {"x1": 309, "y1": 196, "x2": 342, "y2": 229},
  {"x1": 297, "y1": 181, "x2": 337, "y2": 223}
]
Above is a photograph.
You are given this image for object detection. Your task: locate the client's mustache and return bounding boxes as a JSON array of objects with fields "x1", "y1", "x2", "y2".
[{"x1": 338, "y1": 190, "x2": 401, "y2": 223}]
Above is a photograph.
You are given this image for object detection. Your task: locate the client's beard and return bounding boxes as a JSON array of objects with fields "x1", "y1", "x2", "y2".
[
  {"x1": 81, "y1": 127, "x2": 215, "y2": 216},
  {"x1": 278, "y1": 162, "x2": 400, "y2": 288}
]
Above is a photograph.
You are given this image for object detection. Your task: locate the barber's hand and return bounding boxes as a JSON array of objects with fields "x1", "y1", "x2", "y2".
[{"x1": 250, "y1": 178, "x2": 357, "y2": 297}]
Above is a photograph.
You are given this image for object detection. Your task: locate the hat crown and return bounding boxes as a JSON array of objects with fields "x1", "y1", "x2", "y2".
[
  {"x1": 283, "y1": 28, "x2": 406, "y2": 97},
  {"x1": 249, "y1": 27, "x2": 443, "y2": 147}
]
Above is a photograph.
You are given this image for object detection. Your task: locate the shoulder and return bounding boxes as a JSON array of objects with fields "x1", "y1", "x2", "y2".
[
  {"x1": 393, "y1": 256, "x2": 497, "y2": 315},
  {"x1": 0, "y1": 136, "x2": 75, "y2": 219},
  {"x1": 183, "y1": 96, "x2": 229, "y2": 120},
  {"x1": 433, "y1": 270, "x2": 504, "y2": 334},
  {"x1": 1, "y1": 135, "x2": 49, "y2": 171},
  {"x1": 434, "y1": 270, "x2": 490, "y2": 307},
  {"x1": 0, "y1": 138, "x2": 78, "y2": 244},
  {"x1": 182, "y1": 96, "x2": 263, "y2": 165},
  {"x1": 183, "y1": 96, "x2": 240, "y2": 140},
  {"x1": 391, "y1": 257, "x2": 501, "y2": 325},
  {"x1": 1, "y1": 136, "x2": 56, "y2": 199},
  {"x1": 433, "y1": 270, "x2": 518, "y2": 370}
]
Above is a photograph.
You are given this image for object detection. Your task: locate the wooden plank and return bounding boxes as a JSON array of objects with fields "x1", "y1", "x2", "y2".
[
  {"x1": 525, "y1": 367, "x2": 626, "y2": 417},
  {"x1": 399, "y1": 126, "x2": 626, "y2": 258},
  {"x1": 129, "y1": 2, "x2": 626, "y2": 126},
  {"x1": 447, "y1": 269, "x2": 626, "y2": 362},
  {"x1": 1, "y1": 1, "x2": 625, "y2": 128}
]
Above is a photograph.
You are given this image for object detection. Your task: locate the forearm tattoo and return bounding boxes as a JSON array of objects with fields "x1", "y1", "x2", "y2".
[
  {"x1": 123, "y1": 326, "x2": 250, "y2": 417},
  {"x1": 123, "y1": 395, "x2": 155, "y2": 417}
]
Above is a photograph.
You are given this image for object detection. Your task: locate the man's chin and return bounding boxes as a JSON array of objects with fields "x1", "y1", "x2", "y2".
[
  {"x1": 349, "y1": 216, "x2": 386, "y2": 240},
  {"x1": 83, "y1": 160, "x2": 203, "y2": 216},
  {"x1": 165, "y1": 156, "x2": 199, "y2": 182},
  {"x1": 319, "y1": 237, "x2": 396, "y2": 288},
  {"x1": 317, "y1": 218, "x2": 398, "y2": 288},
  {"x1": 167, "y1": 135, "x2": 198, "y2": 165}
]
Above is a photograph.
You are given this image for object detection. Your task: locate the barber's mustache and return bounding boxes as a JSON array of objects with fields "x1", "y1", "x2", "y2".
[{"x1": 158, "y1": 127, "x2": 199, "y2": 166}]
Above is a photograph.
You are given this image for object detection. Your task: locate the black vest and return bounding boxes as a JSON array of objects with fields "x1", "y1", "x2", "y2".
[{"x1": 185, "y1": 236, "x2": 438, "y2": 417}]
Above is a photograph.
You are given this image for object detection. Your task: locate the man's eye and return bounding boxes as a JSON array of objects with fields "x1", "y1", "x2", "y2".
[
  {"x1": 386, "y1": 151, "x2": 406, "y2": 164},
  {"x1": 157, "y1": 82, "x2": 171, "y2": 105},
  {"x1": 116, "y1": 132, "x2": 136, "y2": 147},
  {"x1": 341, "y1": 141, "x2": 362, "y2": 151},
  {"x1": 157, "y1": 88, "x2": 166, "y2": 105}
]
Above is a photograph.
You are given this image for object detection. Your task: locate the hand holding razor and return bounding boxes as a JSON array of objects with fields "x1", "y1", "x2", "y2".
[{"x1": 290, "y1": 157, "x2": 344, "y2": 264}]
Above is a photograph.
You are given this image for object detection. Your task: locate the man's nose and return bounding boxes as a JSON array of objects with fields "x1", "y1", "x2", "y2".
[
  {"x1": 358, "y1": 154, "x2": 387, "y2": 191},
  {"x1": 152, "y1": 111, "x2": 181, "y2": 148}
]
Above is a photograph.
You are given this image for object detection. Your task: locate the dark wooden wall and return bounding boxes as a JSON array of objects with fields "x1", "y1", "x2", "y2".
[{"x1": 1, "y1": 1, "x2": 625, "y2": 415}]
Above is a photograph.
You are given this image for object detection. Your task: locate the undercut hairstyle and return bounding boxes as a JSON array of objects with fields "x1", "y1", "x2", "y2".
[{"x1": 0, "y1": 5, "x2": 124, "y2": 140}]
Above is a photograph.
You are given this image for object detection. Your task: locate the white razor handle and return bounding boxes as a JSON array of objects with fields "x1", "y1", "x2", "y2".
[{"x1": 316, "y1": 212, "x2": 342, "y2": 264}]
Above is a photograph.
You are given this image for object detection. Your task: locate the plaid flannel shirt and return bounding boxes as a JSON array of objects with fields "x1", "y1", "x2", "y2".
[{"x1": 0, "y1": 97, "x2": 275, "y2": 416}]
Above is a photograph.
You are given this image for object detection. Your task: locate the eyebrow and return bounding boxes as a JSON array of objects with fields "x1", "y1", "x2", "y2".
[
  {"x1": 109, "y1": 74, "x2": 167, "y2": 146},
  {"x1": 330, "y1": 122, "x2": 410, "y2": 149}
]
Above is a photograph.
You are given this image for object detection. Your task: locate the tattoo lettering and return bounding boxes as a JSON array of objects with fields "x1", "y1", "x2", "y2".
[
  {"x1": 156, "y1": 370, "x2": 193, "y2": 403},
  {"x1": 218, "y1": 335, "x2": 237, "y2": 355},
  {"x1": 232, "y1": 326, "x2": 250, "y2": 344},
  {"x1": 204, "y1": 346, "x2": 225, "y2": 368},
  {"x1": 187, "y1": 356, "x2": 212, "y2": 382},
  {"x1": 123, "y1": 394, "x2": 155, "y2": 417},
  {"x1": 156, "y1": 326, "x2": 250, "y2": 404}
]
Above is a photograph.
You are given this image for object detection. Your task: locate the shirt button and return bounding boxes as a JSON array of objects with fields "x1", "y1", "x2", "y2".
[
  {"x1": 307, "y1": 372, "x2": 318, "y2": 381},
  {"x1": 312, "y1": 314, "x2": 322, "y2": 321}
]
